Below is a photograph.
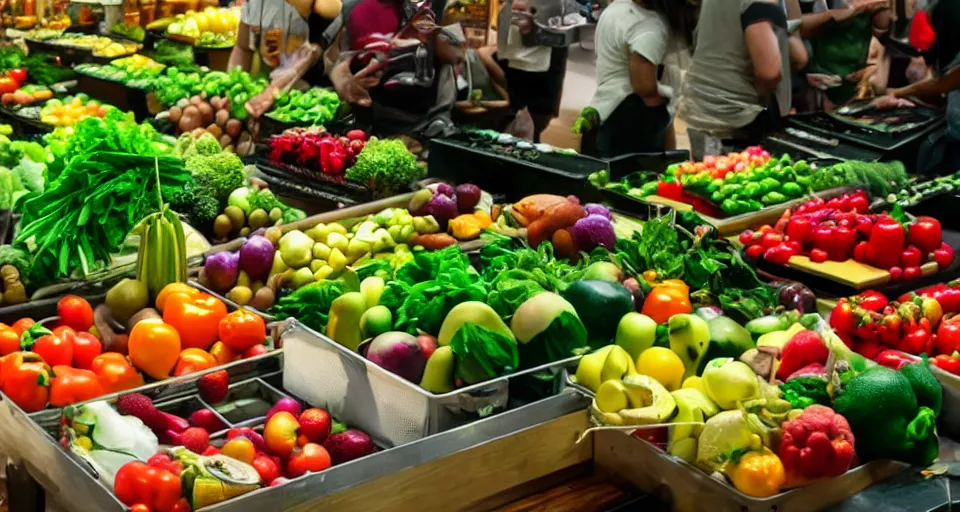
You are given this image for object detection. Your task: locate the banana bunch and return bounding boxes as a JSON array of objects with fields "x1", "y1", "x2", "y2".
[{"x1": 137, "y1": 204, "x2": 187, "y2": 300}]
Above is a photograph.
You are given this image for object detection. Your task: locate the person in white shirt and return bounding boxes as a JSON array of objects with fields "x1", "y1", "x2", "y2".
[{"x1": 589, "y1": 0, "x2": 697, "y2": 157}]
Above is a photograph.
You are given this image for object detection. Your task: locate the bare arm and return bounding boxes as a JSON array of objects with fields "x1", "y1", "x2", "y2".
[
  {"x1": 629, "y1": 53, "x2": 663, "y2": 106},
  {"x1": 229, "y1": 22, "x2": 253, "y2": 72},
  {"x1": 744, "y1": 21, "x2": 782, "y2": 93},
  {"x1": 798, "y1": 0, "x2": 888, "y2": 38},
  {"x1": 891, "y1": 65, "x2": 960, "y2": 102}
]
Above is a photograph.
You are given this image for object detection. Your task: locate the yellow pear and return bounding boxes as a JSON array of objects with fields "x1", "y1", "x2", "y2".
[
  {"x1": 574, "y1": 346, "x2": 614, "y2": 392},
  {"x1": 600, "y1": 345, "x2": 637, "y2": 383}
]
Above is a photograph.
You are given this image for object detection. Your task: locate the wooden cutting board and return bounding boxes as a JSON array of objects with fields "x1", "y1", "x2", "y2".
[{"x1": 786, "y1": 255, "x2": 939, "y2": 290}]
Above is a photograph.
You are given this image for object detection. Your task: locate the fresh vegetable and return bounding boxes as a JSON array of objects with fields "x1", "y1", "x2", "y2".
[
  {"x1": 0, "y1": 352, "x2": 52, "y2": 412},
  {"x1": 91, "y1": 353, "x2": 144, "y2": 394},
  {"x1": 561, "y1": 280, "x2": 634, "y2": 344},
  {"x1": 128, "y1": 319, "x2": 182, "y2": 380},
  {"x1": 365, "y1": 331, "x2": 427, "y2": 382},
  {"x1": 344, "y1": 137, "x2": 424, "y2": 198},
  {"x1": 50, "y1": 365, "x2": 104, "y2": 406},
  {"x1": 778, "y1": 405, "x2": 856, "y2": 485},
  {"x1": 218, "y1": 309, "x2": 266, "y2": 353},
  {"x1": 723, "y1": 448, "x2": 785, "y2": 498},
  {"x1": 268, "y1": 88, "x2": 342, "y2": 125},
  {"x1": 510, "y1": 292, "x2": 588, "y2": 368},
  {"x1": 162, "y1": 293, "x2": 227, "y2": 350},
  {"x1": 114, "y1": 461, "x2": 182, "y2": 512},
  {"x1": 700, "y1": 358, "x2": 759, "y2": 410}
]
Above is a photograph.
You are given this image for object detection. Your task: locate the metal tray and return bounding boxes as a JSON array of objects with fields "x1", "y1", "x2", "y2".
[{"x1": 280, "y1": 319, "x2": 581, "y2": 447}]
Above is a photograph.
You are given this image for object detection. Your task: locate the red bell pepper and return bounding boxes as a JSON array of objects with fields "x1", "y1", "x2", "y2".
[
  {"x1": 852, "y1": 290, "x2": 889, "y2": 312},
  {"x1": 49, "y1": 365, "x2": 103, "y2": 407},
  {"x1": 786, "y1": 216, "x2": 813, "y2": 246},
  {"x1": 832, "y1": 226, "x2": 857, "y2": 261},
  {"x1": 763, "y1": 244, "x2": 794, "y2": 265},
  {"x1": 779, "y1": 405, "x2": 857, "y2": 485},
  {"x1": 0, "y1": 352, "x2": 51, "y2": 412},
  {"x1": 901, "y1": 246, "x2": 923, "y2": 268},
  {"x1": 8, "y1": 69, "x2": 26, "y2": 84},
  {"x1": 934, "y1": 242, "x2": 955, "y2": 269},
  {"x1": 877, "y1": 313, "x2": 902, "y2": 347},
  {"x1": 114, "y1": 462, "x2": 182, "y2": 512},
  {"x1": 875, "y1": 350, "x2": 914, "y2": 370},
  {"x1": 898, "y1": 327, "x2": 931, "y2": 355},
  {"x1": 657, "y1": 179, "x2": 684, "y2": 202},
  {"x1": 777, "y1": 331, "x2": 829, "y2": 380},
  {"x1": 908, "y1": 216, "x2": 942, "y2": 255},
  {"x1": 933, "y1": 353, "x2": 960, "y2": 375},
  {"x1": 868, "y1": 217, "x2": 906, "y2": 270},
  {"x1": 936, "y1": 314, "x2": 960, "y2": 355},
  {"x1": 932, "y1": 288, "x2": 960, "y2": 314}
]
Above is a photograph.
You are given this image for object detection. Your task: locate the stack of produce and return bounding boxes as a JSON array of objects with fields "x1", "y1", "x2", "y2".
[
  {"x1": 593, "y1": 153, "x2": 908, "y2": 217},
  {"x1": 742, "y1": 195, "x2": 954, "y2": 279},
  {"x1": 0, "y1": 84, "x2": 52, "y2": 107},
  {"x1": 267, "y1": 87, "x2": 342, "y2": 126},
  {"x1": 151, "y1": 66, "x2": 267, "y2": 121},
  {"x1": 0, "y1": 47, "x2": 75, "y2": 87},
  {"x1": 0, "y1": 284, "x2": 273, "y2": 413},
  {"x1": 493, "y1": 194, "x2": 615, "y2": 258},
  {"x1": 63, "y1": 377, "x2": 375, "y2": 509},
  {"x1": 27, "y1": 33, "x2": 138, "y2": 58},
  {"x1": 167, "y1": 131, "x2": 253, "y2": 229},
  {"x1": 75, "y1": 55, "x2": 165, "y2": 88},
  {"x1": 215, "y1": 185, "x2": 306, "y2": 242},
  {"x1": 578, "y1": 307, "x2": 941, "y2": 497},
  {"x1": 166, "y1": 94, "x2": 256, "y2": 155},
  {"x1": 156, "y1": 6, "x2": 241, "y2": 47},
  {"x1": 0, "y1": 125, "x2": 46, "y2": 212},
  {"x1": 38, "y1": 94, "x2": 113, "y2": 127},
  {"x1": 110, "y1": 22, "x2": 146, "y2": 42},
  {"x1": 268, "y1": 127, "x2": 367, "y2": 177},
  {"x1": 344, "y1": 137, "x2": 424, "y2": 197}
]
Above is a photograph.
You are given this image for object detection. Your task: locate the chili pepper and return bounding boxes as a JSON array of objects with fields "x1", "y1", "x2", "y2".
[
  {"x1": 875, "y1": 350, "x2": 914, "y2": 370},
  {"x1": 868, "y1": 217, "x2": 906, "y2": 270},
  {"x1": 162, "y1": 292, "x2": 226, "y2": 351},
  {"x1": 0, "y1": 352, "x2": 51, "y2": 412},
  {"x1": 934, "y1": 242, "x2": 955, "y2": 269},
  {"x1": 898, "y1": 328, "x2": 930, "y2": 355},
  {"x1": 114, "y1": 462, "x2": 182, "y2": 512},
  {"x1": 640, "y1": 284, "x2": 693, "y2": 324},
  {"x1": 786, "y1": 217, "x2": 813, "y2": 246},
  {"x1": 853, "y1": 290, "x2": 888, "y2": 313},
  {"x1": 723, "y1": 448, "x2": 786, "y2": 498},
  {"x1": 779, "y1": 405, "x2": 856, "y2": 486},
  {"x1": 763, "y1": 243, "x2": 794, "y2": 265},
  {"x1": 901, "y1": 246, "x2": 923, "y2": 268},
  {"x1": 933, "y1": 353, "x2": 960, "y2": 374},
  {"x1": 90, "y1": 352, "x2": 144, "y2": 394},
  {"x1": 909, "y1": 217, "x2": 942, "y2": 255},
  {"x1": 50, "y1": 365, "x2": 104, "y2": 407}
]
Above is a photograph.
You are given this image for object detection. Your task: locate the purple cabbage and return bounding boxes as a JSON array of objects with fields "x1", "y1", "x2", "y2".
[
  {"x1": 204, "y1": 251, "x2": 240, "y2": 292},
  {"x1": 570, "y1": 214, "x2": 616, "y2": 251}
]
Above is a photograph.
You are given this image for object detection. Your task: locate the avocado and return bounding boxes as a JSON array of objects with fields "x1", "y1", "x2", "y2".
[
  {"x1": 696, "y1": 316, "x2": 755, "y2": 374},
  {"x1": 561, "y1": 280, "x2": 634, "y2": 346},
  {"x1": 105, "y1": 278, "x2": 148, "y2": 323}
]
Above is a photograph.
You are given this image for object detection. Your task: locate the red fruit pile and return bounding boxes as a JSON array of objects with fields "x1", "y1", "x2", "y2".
[
  {"x1": 674, "y1": 145, "x2": 771, "y2": 179},
  {"x1": 740, "y1": 190, "x2": 955, "y2": 281},
  {"x1": 268, "y1": 128, "x2": 368, "y2": 176}
]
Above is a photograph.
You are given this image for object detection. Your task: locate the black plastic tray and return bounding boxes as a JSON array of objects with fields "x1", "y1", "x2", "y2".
[
  {"x1": 787, "y1": 108, "x2": 945, "y2": 153},
  {"x1": 428, "y1": 135, "x2": 687, "y2": 201},
  {"x1": 74, "y1": 74, "x2": 151, "y2": 121},
  {"x1": 0, "y1": 106, "x2": 53, "y2": 135},
  {"x1": 254, "y1": 157, "x2": 372, "y2": 208}
]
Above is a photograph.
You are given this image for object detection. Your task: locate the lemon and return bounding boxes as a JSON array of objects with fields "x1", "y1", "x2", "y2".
[
  {"x1": 681, "y1": 376, "x2": 704, "y2": 391},
  {"x1": 636, "y1": 347, "x2": 685, "y2": 391}
]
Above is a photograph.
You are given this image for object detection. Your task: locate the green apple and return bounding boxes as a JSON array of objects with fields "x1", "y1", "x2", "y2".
[{"x1": 615, "y1": 312, "x2": 657, "y2": 361}]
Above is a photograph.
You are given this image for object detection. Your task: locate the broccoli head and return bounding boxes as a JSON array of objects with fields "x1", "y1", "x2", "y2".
[
  {"x1": 186, "y1": 152, "x2": 246, "y2": 202},
  {"x1": 169, "y1": 183, "x2": 221, "y2": 227}
]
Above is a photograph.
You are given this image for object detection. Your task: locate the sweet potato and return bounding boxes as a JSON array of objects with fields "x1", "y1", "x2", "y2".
[
  {"x1": 552, "y1": 228, "x2": 578, "y2": 260},
  {"x1": 526, "y1": 201, "x2": 586, "y2": 248},
  {"x1": 412, "y1": 233, "x2": 457, "y2": 250}
]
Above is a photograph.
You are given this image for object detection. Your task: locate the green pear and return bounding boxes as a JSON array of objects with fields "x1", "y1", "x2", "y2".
[
  {"x1": 420, "y1": 346, "x2": 455, "y2": 393},
  {"x1": 668, "y1": 314, "x2": 711, "y2": 380},
  {"x1": 615, "y1": 312, "x2": 657, "y2": 361}
]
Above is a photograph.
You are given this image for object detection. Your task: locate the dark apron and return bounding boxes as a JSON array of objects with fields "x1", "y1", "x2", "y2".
[
  {"x1": 596, "y1": 94, "x2": 671, "y2": 158},
  {"x1": 807, "y1": 14, "x2": 873, "y2": 105}
]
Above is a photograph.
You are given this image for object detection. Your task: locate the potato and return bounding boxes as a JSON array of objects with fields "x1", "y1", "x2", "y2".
[
  {"x1": 182, "y1": 104, "x2": 199, "y2": 119},
  {"x1": 215, "y1": 109, "x2": 229, "y2": 128},
  {"x1": 238, "y1": 130, "x2": 252, "y2": 145},
  {"x1": 206, "y1": 124, "x2": 223, "y2": 139},
  {"x1": 168, "y1": 106, "x2": 182, "y2": 124},
  {"x1": 176, "y1": 98, "x2": 190, "y2": 109},
  {"x1": 192, "y1": 127, "x2": 206, "y2": 138},
  {"x1": 190, "y1": 95, "x2": 202, "y2": 105},
  {"x1": 237, "y1": 140, "x2": 252, "y2": 156},
  {"x1": 210, "y1": 96, "x2": 222, "y2": 110},
  {"x1": 197, "y1": 103, "x2": 214, "y2": 125},
  {"x1": 225, "y1": 118, "x2": 242, "y2": 138},
  {"x1": 219, "y1": 133, "x2": 233, "y2": 148},
  {"x1": 179, "y1": 112, "x2": 201, "y2": 133}
]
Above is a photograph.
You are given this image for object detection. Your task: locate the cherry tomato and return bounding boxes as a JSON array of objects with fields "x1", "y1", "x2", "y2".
[
  {"x1": 888, "y1": 266, "x2": 903, "y2": 281},
  {"x1": 218, "y1": 310, "x2": 266, "y2": 353},
  {"x1": 11, "y1": 318, "x2": 34, "y2": 336},
  {"x1": 809, "y1": 248, "x2": 828, "y2": 263},
  {"x1": 745, "y1": 244, "x2": 765, "y2": 260},
  {"x1": 72, "y1": 331, "x2": 103, "y2": 370},
  {"x1": 903, "y1": 266, "x2": 922, "y2": 281},
  {"x1": 57, "y1": 295, "x2": 94, "y2": 332},
  {"x1": 761, "y1": 232, "x2": 783, "y2": 248},
  {"x1": 738, "y1": 230, "x2": 756, "y2": 246}
]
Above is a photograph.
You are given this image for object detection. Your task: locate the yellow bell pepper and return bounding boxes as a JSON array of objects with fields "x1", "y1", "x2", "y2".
[{"x1": 723, "y1": 448, "x2": 785, "y2": 498}]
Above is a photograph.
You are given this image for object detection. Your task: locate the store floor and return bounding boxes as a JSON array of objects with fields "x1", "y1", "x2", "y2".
[{"x1": 539, "y1": 44, "x2": 691, "y2": 152}]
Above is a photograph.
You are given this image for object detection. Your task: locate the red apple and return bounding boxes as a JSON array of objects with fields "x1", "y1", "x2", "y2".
[
  {"x1": 298, "y1": 408, "x2": 332, "y2": 444},
  {"x1": 417, "y1": 334, "x2": 437, "y2": 359},
  {"x1": 286, "y1": 443, "x2": 332, "y2": 478},
  {"x1": 263, "y1": 411, "x2": 300, "y2": 459},
  {"x1": 252, "y1": 454, "x2": 283, "y2": 484}
]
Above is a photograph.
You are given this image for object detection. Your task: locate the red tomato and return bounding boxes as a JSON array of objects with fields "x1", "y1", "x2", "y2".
[
  {"x1": 244, "y1": 344, "x2": 269, "y2": 358},
  {"x1": 218, "y1": 310, "x2": 267, "y2": 353},
  {"x1": 33, "y1": 334, "x2": 73, "y2": 367},
  {"x1": 57, "y1": 296, "x2": 94, "y2": 332},
  {"x1": 286, "y1": 443, "x2": 332, "y2": 478},
  {"x1": 761, "y1": 232, "x2": 783, "y2": 249},
  {"x1": 809, "y1": 248, "x2": 828, "y2": 263},
  {"x1": 8, "y1": 69, "x2": 26, "y2": 84},
  {"x1": 11, "y1": 318, "x2": 34, "y2": 336},
  {"x1": 745, "y1": 244, "x2": 765, "y2": 260},
  {"x1": 73, "y1": 332, "x2": 103, "y2": 370}
]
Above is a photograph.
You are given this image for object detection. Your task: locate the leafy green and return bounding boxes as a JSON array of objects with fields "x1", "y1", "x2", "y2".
[
  {"x1": 271, "y1": 280, "x2": 347, "y2": 332},
  {"x1": 379, "y1": 245, "x2": 488, "y2": 335},
  {"x1": 0, "y1": 45, "x2": 24, "y2": 73},
  {"x1": 632, "y1": 215, "x2": 685, "y2": 279},
  {"x1": 449, "y1": 323, "x2": 519, "y2": 385},
  {"x1": 344, "y1": 138, "x2": 424, "y2": 198},
  {"x1": 22, "y1": 52, "x2": 75, "y2": 86},
  {"x1": 517, "y1": 311, "x2": 588, "y2": 368},
  {"x1": 780, "y1": 377, "x2": 830, "y2": 409},
  {"x1": 486, "y1": 273, "x2": 545, "y2": 318},
  {"x1": 353, "y1": 258, "x2": 393, "y2": 281}
]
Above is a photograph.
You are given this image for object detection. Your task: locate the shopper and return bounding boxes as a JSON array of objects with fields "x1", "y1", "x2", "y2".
[
  {"x1": 875, "y1": 0, "x2": 960, "y2": 174},
  {"x1": 677, "y1": 0, "x2": 887, "y2": 159},
  {"x1": 589, "y1": 0, "x2": 696, "y2": 157}
]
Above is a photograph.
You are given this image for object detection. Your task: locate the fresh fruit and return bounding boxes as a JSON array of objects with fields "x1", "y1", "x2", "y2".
[
  {"x1": 636, "y1": 347, "x2": 685, "y2": 391},
  {"x1": 359, "y1": 305, "x2": 393, "y2": 339},
  {"x1": 72, "y1": 332, "x2": 103, "y2": 370},
  {"x1": 264, "y1": 411, "x2": 300, "y2": 458},
  {"x1": 218, "y1": 309, "x2": 267, "y2": 353},
  {"x1": 128, "y1": 319, "x2": 181, "y2": 380},
  {"x1": 668, "y1": 314, "x2": 711, "y2": 380},
  {"x1": 105, "y1": 279, "x2": 149, "y2": 323},
  {"x1": 252, "y1": 454, "x2": 282, "y2": 484},
  {"x1": 590, "y1": 374, "x2": 677, "y2": 426},
  {"x1": 198, "y1": 370, "x2": 229, "y2": 404},
  {"x1": 179, "y1": 427, "x2": 210, "y2": 454},
  {"x1": 58, "y1": 295, "x2": 95, "y2": 331},
  {"x1": 419, "y1": 345, "x2": 455, "y2": 393},
  {"x1": 220, "y1": 436, "x2": 256, "y2": 464},
  {"x1": 31, "y1": 334, "x2": 74, "y2": 367},
  {"x1": 298, "y1": 408, "x2": 332, "y2": 444},
  {"x1": 701, "y1": 358, "x2": 760, "y2": 410},
  {"x1": 136, "y1": 200, "x2": 188, "y2": 300},
  {"x1": 323, "y1": 429, "x2": 376, "y2": 464},
  {"x1": 173, "y1": 348, "x2": 218, "y2": 376},
  {"x1": 286, "y1": 443, "x2": 332, "y2": 478},
  {"x1": 615, "y1": 312, "x2": 657, "y2": 361},
  {"x1": 188, "y1": 408, "x2": 227, "y2": 432},
  {"x1": 266, "y1": 397, "x2": 302, "y2": 422},
  {"x1": 227, "y1": 427, "x2": 266, "y2": 452},
  {"x1": 115, "y1": 393, "x2": 161, "y2": 429}
]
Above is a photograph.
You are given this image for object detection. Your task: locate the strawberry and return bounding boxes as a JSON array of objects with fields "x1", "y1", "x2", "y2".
[
  {"x1": 116, "y1": 393, "x2": 161, "y2": 429},
  {"x1": 198, "y1": 370, "x2": 229, "y2": 404},
  {"x1": 179, "y1": 427, "x2": 210, "y2": 454}
]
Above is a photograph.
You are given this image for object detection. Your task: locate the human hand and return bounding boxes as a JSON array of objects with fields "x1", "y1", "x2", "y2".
[
  {"x1": 845, "y1": 64, "x2": 877, "y2": 83},
  {"x1": 871, "y1": 94, "x2": 915, "y2": 110},
  {"x1": 835, "y1": 0, "x2": 888, "y2": 21},
  {"x1": 331, "y1": 54, "x2": 383, "y2": 108}
]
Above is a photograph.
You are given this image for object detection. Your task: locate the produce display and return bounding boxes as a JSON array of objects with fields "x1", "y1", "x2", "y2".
[
  {"x1": 150, "y1": 66, "x2": 268, "y2": 120},
  {"x1": 878, "y1": 169, "x2": 960, "y2": 208},
  {"x1": 62, "y1": 374, "x2": 375, "y2": 509},
  {"x1": 25, "y1": 33, "x2": 139, "y2": 58},
  {"x1": 267, "y1": 88, "x2": 342, "y2": 126},
  {"x1": 110, "y1": 22, "x2": 146, "y2": 43},
  {"x1": 592, "y1": 153, "x2": 907, "y2": 218},
  {"x1": 0, "y1": 47, "x2": 75, "y2": 87},
  {"x1": 155, "y1": 6, "x2": 241, "y2": 48},
  {"x1": 268, "y1": 127, "x2": 367, "y2": 178},
  {"x1": 164, "y1": 94, "x2": 256, "y2": 155},
  {"x1": 75, "y1": 55, "x2": 165, "y2": 88},
  {"x1": 37, "y1": 94, "x2": 113, "y2": 127},
  {"x1": 1, "y1": 84, "x2": 53, "y2": 107},
  {"x1": 741, "y1": 193, "x2": 955, "y2": 278}
]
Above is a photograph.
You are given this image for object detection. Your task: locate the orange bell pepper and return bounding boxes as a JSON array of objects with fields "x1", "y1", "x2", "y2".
[
  {"x1": 0, "y1": 323, "x2": 20, "y2": 356},
  {"x1": 209, "y1": 341, "x2": 238, "y2": 365},
  {"x1": 162, "y1": 292, "x2": 227, "y2": 350},
  {"x1": 173, "y1": 348, "x2": 218, "y2": 376},
  {"x1": 218, "y1": 309, "x2": 267, "y2": 353},
  {"x1": 641, "y1": 284, "x2": 693, "y2": 324},
  {"x1": 723, "y1": 448, "x2": 786, "y2": 497},
  {"x1": 0, "y1": 352, "x2": 51, "y2": 412},
  {"x1": 128, "y1": 319, "x2": 181, "y2": 380},
  {"x1": 155, "y1": 283, "x2": 201, "y2": 312},
  {"x1": 90, "y1": 352, "x2": 144, "y2": 394},
  {"x1": 50, "y1": 365, "x2": 104, "y2": 406}
]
